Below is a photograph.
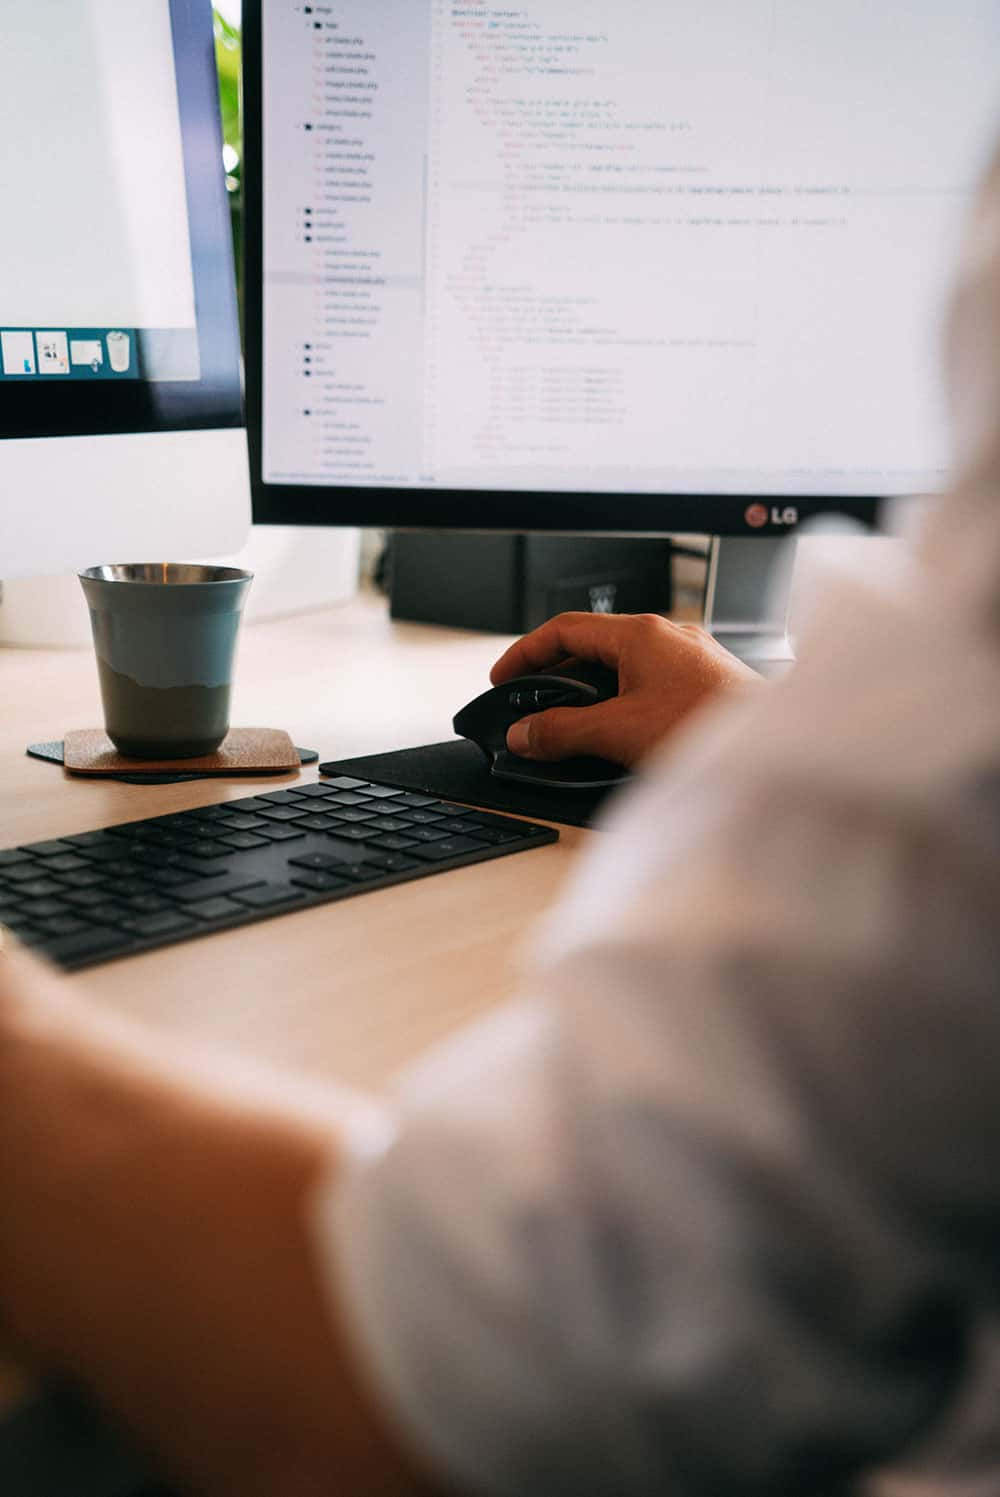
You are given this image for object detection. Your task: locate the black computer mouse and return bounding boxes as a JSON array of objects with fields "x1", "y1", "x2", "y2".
[{"x1": 453, "y1": 664, "x2": 630, "y2": 791}]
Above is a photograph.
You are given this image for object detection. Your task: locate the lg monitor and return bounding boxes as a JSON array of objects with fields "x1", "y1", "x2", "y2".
[
  {"x1": 0, "y1": 0, "x2": 249, "y2": 591},
  {"x1": 246, "y1": 0, "x2": 999, "y2": 649}
]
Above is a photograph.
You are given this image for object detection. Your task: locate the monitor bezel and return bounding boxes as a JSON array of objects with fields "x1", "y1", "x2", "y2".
[
  {"x1": 0, "y1": 0, "x2": 242, "y2": 442},
  {"x1": 243, "y1": 0, "x2": 882, "y2": 538}
]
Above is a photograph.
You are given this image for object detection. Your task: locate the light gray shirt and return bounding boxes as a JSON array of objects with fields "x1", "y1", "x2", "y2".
[{"x1": 312, "y1": 146, "x2": 1000, "y2": 1497}]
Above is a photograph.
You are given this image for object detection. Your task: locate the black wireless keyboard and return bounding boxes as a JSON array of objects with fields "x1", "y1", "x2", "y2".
[{"x1": 0, "y1": 776, "x2": 558, "y2": 971}]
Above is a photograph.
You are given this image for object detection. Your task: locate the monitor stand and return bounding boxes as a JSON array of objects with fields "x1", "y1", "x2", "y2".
[{"x1": 703, "y1": 536, "x2": 795, "y2": 674}]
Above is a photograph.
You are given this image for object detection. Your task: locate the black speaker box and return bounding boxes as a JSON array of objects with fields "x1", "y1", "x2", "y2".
[{"x1": 388, "y1": 532, "x2": 673, "y2": 633}]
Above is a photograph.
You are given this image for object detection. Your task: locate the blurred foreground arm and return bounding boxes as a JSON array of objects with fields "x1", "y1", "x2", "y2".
[
  {"x1": 491, "y1": 611, "x2": 759, "y2": 767},
  {"x1": 0, "y1": 946, "x2": 445, "y2": 1497},
  {"x1": 0, "y1": 1360, "x2": 33, "y2": 1421}
]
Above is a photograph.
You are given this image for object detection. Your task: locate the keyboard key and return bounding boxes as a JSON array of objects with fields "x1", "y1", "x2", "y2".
[
  {"x1": 438, "y1": 803, "x2": 477, "y2": 817},
  {"x1": 62, "y1": 831, "x2": 116, "y2": 849},
  {"x1": 12, "y1": 878, "x2": 64, "y2": 899},
  {"x1": 183, "y1": 839, "x2": 232, "y2": 861},
  {"x1": 18, "y1": 932, "x2": 51, "y2": 950},
  {"x1": 392, "y1": 793, "x2": 441, "y2": 809},
  {"x1": 134, "y1": 827, "x2": 183, "y2": 849},
  {"x1": 408, "y1": 836, "x2": 491, "y2": 861},
  {"x1": 325, "y1": 825, "x2": 372, "y2": 843},
  {"x1": 127, "y1": 894, "x2": 172, "y2": 915},
  {"x1": 305, "y1": 861, "x2": 362, "y2": 883},
  {"x1": 322, "y1": 791, "x2": 370, "y2": 807},
  {"x1": 39, "y1": 926, "x2": 129, "y2": 965},
  {"x1": 317, "y1": 774, "x2": 370, "y2": 789},
  {"x1": 100, "y1": 860, "x2": 153, "y2": 882},
  {"x1": 106, "y1": 823, "x2": 155, "y2": 842},
  {"x1": 217, "y1": 832, "x2": 269, "y2": 851},
  {"x1": 358, "y1": 850, "x2": 420, "y2": 872},
  {"x1": 368, "y1": 834, "x2": 420, "y2": 852},
  {"x1": 59, "y1": 868, "x2": 108, "y2": 889},
  {"x1": 0, "y1": 849, "x2": 34, "y2": 869},
  {"x1": 467, "y1": 814, "x2": 535, "y2": 838},
  {"x1": 63, "y1": 888, "x2": 109, "y2": 909},
  {"x1": 256, "y1": 805, "x2": 305, "y2": 822},
  {"x1": 290, "y1": 870, "x2": 351, "y2": 894},
  {"x1": 405, "y1": 826, "x2": 452, "y2": 843},
  {"x1": 172, "y1": 873, "x2": 266, "y2": 904},
  {"x1": 466, "y1": 821, "x2": 536, "y2": 843},
  {"x1": 231, "y1": 883, "x2": 304, "y2": 909},
  {"x1": 90, "y1": 904, "x2": 141, "y2": 930},
  {"x1": 20, "y1": 840, "x2": 74, "y2": 858},
  {"x1": 215, "y1": 814, "x2": 270, "y2": 832},
  {"x1": 18, "y1": 897, "x2": 69, "y2": 919},
  {"x1": 184, "y1": 896, "x2": 248, "y2": 922},
  {"x1": 160, "y1": 854, "x2": 225, "y2": 878},
  {"x1": 294, "y1": 783, "x2": 340, "y2": 799},
  {"x1": 2, "y1": 863, "x2": 50, "y2": 884},
  {"x1": 288, "y1": 852, "x2": 348, "y2": 872},
  {"x1": 434, "y1": 818, "x2": 477, "y2": 835},
  {"x1": 457, "y1": 825, "x2": 520, "y2": 845},
  {"x1": 292, "y1": 813, "x2": 340, "y2": 832},
  {"x1": 4, "y1": 915, "x2": 44, "y2": 940},
  {"x1": 43, "y1": 853, "x2": 92, "y2": 874},
  {"x1": 226, "y1": 796, "x2": 278, "y2": 813},
  {"x1": 401, "y1": 809, "x2": 445, "y2": 826},
  {"x1": 77, "y1": 843, "x2": 138, "y2": 865},
  {"x1": 131, "y1": 910, "x2": 198, "y2": 938},
  {"x1": 366, "y1": 816, "x2": 413, "y2": 834},
  {"x1": 147, "y1": 867, "x2": 190, "y2": 888},
  {"x1": 101, "y1": 875, "x2": 160, "y2": 900},
  {"x1": 257, "y1": 825, "x2": 307, "y2": 843},
  {"x1": 325, "y1": 808, "x2": 377, "y2": 824},
  {"x1": 258, "y1": 790, "x2": 309, "y2": 805},
  {"x1": 39, "y1": 915, "x2": 90, "y2": 938},
  {"x1": 358, "y1": 784, "x2": 405, "y2": 799}
]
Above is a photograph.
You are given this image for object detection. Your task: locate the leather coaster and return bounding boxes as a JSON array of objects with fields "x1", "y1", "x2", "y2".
[
  {"x1": 63, "y1": 727, "x2": 300, "y2": 777},
  {"x1": 26, "y1": 740, "x2": 318, "y2": 785}
]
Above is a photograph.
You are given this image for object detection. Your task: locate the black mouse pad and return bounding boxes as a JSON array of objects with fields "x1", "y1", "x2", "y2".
[
  {"x1": 318, "y1": 740, "x2": 623, "y2": 829},
  {"x1": 27, "y1": 740, "x2": 319, "y2": 786}
]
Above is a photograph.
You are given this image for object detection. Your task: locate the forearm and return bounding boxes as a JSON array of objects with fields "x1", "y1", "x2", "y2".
[
  {"x1": 0, "y1": 1361, "x2": 34, "y2": 1422},
  {"x1": 0, "y1": 955, "x2": 440, "y2": 1497}
]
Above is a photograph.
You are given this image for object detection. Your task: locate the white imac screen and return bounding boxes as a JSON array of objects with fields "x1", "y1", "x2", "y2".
[
  {"x1": 261, "y1": 1, "x2": 1000, "y2": 499},
  {"x1": 0, "y1": 0, "x2": 199, "y2": 384}
]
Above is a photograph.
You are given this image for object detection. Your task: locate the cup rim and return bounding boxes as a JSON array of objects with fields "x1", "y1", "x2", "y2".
[{"x1": 79, "y1": 563, "x2": 252, "y2": 586}]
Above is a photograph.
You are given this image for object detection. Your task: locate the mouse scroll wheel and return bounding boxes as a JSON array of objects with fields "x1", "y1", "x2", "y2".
[{"x1": 508, "y1": 687, "x2": 576, "y2": 710}]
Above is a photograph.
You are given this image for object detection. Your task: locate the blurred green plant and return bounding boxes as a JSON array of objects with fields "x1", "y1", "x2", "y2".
[{"x1": 213, "y1": 7, "x2": 243, "y2": 332}]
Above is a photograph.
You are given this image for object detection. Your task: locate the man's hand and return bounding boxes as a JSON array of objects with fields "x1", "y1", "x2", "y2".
[{"x1": 491, "y1": 612, "x2": 760, "y2": 768}]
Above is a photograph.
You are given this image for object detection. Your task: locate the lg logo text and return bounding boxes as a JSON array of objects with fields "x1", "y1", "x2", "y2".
[{"x1": 744, "y1": 504, "x2": 799, "y2": 529}]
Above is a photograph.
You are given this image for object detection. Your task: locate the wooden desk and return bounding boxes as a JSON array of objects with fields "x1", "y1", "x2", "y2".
[{"x1": 0, "y1": 591, "x2": 588, "y2": 1091}]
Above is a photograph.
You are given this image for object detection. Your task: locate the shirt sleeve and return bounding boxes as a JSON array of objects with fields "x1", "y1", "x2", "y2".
[{"x1": 310, "y1": 761, "x2": 1000, "y2": 1497}]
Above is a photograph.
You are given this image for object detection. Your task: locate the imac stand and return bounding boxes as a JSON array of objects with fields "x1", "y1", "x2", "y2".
[{"x1": 704, "y1": 536, "x2": 796, "y2": 671}]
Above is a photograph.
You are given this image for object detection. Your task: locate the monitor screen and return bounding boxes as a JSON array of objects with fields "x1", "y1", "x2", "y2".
[
  {"x1": 247, "y1": 0, "x2": 1000, "y2": 534},
  {"x1": 0, "y1": 0, "x2": 242, "y2": 441},
  {"x1": 0, "y1": 0, "x2": 248, "y2": 584}
]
